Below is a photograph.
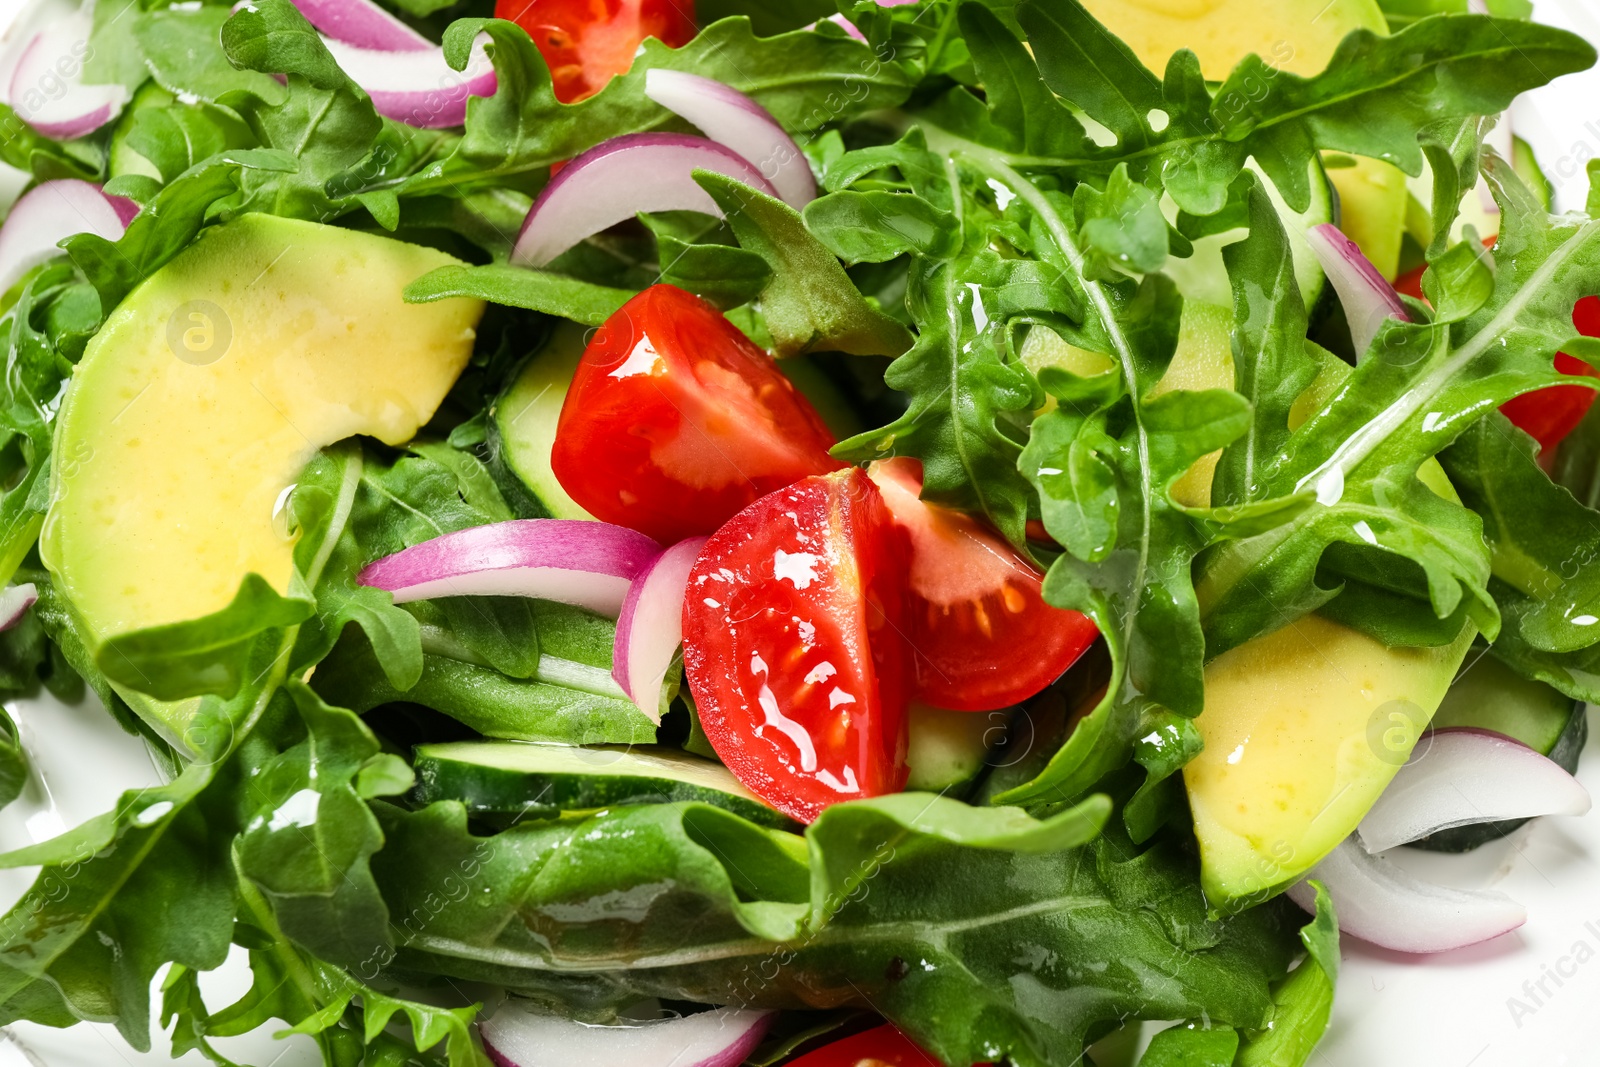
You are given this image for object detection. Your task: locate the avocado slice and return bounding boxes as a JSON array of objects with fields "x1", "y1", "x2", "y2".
[
  {"x1": 1187, "y1": 614, "x2": 1473, "y2": 908},
  {"x1": 1078, "y1": 0, "x2": 1387, "y2": 81},
  {"x1": 43, "y1": 214, "x2": 483, "y2": 736}
]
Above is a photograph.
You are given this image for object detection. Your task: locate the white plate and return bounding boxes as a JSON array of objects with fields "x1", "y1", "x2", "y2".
[{"x1": 1, "y1": 0, "x2": 1599, "y2": 1063}]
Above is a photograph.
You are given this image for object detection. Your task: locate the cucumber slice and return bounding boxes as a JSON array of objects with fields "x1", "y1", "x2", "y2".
[
  {"x1": 491, "y1": 322, "x2": 595, "y2": 520},
  {"x1": 413, "y1": 741, "x2": 792, "y2": 828},
  {"x1": 1409, "y1": 653, "x2": 1586, "y2": 852},
  {"x1": 1162, "y1": 156, "x2": 1331, "y2": 312},
  {"x1": 905, "y1": 704, "x2": 997, "y2": 794}
]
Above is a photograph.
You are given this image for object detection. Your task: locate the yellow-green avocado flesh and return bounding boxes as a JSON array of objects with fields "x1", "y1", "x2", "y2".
[{"x1": 42, "y1": 214, "x2": 483, "y2": 734}]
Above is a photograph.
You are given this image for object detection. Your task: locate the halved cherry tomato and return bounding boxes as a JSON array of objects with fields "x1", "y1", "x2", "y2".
[
  {"x1": 493, "y1": 0, "x2": 697, "y2": 102},
  {"x1": 868, "y1": 458, "x2": 1098, "y2": 712},
  {"x1": 682, "y1": 469, "x2": 908, "y2": 822},
  {"x1": 1395, "y1": 244, "x2": 1599, "y2": 454},
  {"x1": 786, "y1": 1025, "x2": 943, "y2": 1067},
  {"x1": 552, "y1": 284, "x2": 842, "y2": 544}
]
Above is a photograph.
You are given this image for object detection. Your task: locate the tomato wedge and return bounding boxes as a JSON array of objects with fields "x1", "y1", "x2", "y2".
[
  {"x1": 552, "y1": 284, "x2": 842, "y2": 544},
  {"x1": 681, "y1": 469, "x2": 908, "y2": 822},
  {"x1": 786, "y1": 1025, "x2": 944, "y2": 1067},
  {"x1": 1396, "y1": 246, "x2": 1599, "y2": 454},
  {"x1": 492, "y1": 0, "x2": 697, "y2": 102},
  {"x1": 869, "y1": 458, "x2": 1099, "y2": 712}
]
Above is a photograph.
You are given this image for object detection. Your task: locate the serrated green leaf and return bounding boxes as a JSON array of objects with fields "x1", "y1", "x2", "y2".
[{"x1": 695, "y1": 171, "x2": 914, "y2": 357}]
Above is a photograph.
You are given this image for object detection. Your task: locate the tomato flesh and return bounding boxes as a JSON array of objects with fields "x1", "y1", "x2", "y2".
[
  {"x1": 552, "y1": 284, "x2": 842, "y2": 544},
  {"x1": 786, "y1": 1025, "x2": 944, "y2": 1067},
  {"x1": 682, "y1": 469, "x2": 908, "y2": 822},
  {"x1": 492, "y1": 0, "x2": 697, "y2": 102},
  {"x1": 869, "y1": 458, "x2": 1099, "y2": 712},
  {"x1": 1395, "y1": 248, "x2": 1598, "y2": 454}
]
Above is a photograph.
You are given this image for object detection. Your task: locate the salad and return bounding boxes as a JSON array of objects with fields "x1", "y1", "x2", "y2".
[{"x1": 0, "y1": 0, "x2": 1590, "y2": 1061}]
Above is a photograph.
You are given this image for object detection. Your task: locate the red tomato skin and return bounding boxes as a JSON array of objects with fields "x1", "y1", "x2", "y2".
[
  {"x1": 1396, "y1": 246, "x2": 1598, "y2": 453},
  {"x1": 492, "y1": 0, "x2": 696, "y2": 102},
  {"x1": 785, "y1": 1025, "x2": 944, "y2": 1067},
  {"x1": 682, "y1": 469, "x2": 909, "y2": 823},
  {"x1": 552, "y1": 285, "x2": 842, "y2": 544},
  {"x1": 869, "y1": 458, "x2": 1099, "y2": 712}
]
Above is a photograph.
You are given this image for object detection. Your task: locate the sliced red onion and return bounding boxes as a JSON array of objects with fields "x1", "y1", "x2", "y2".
[
  {"x1": 1357, "y1": 727, "x2": 1591, "y2": 853},
  {"x1": 644, "y1": 70, "x2": 814, "y2": 208},
  {"x1": 1288, "y1": 837, "x2": 1525, "y2": 954},
  {"x1": 7, "y1": 7, "x2": 127, "y2": 140},
  {"x1": 510, "y1": 133, "x2": 780, "y2": 268},
  {"x1": 291, "y1": 0, "x2": 432, "y2": 51},
  {"x1": 320, "y1": 34, "x2": 495, "y2": 128},
  {"x1": 0, "y1": 583, "x2": 37, "y2": 632},
  {"x1": 613, "y1": 536, "x2": 706, "y2": 721},
  {"x1": 480, "y1": 1002, "x2": 773, "y2": 1067},
  {"x1": 357, "y1": 519, "x2": 661, "y2": 618},
  {"x1": 0, "y1": 180, "x2": 135, "y2": 295},
  {"x1": 822, "y1": 13, "x2": 867, "y2": 40},
  {"x1": 1306, "y1": 223, "x2": 1412, "y2": 358}
]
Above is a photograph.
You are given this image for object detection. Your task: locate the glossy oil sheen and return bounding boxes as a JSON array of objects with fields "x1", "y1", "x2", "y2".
[{"x1": 682, "y1": 469, "x2": 908, "y2": 822}]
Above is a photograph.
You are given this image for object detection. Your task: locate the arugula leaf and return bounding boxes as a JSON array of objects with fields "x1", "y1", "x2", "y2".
[
  {"x1": 312, "y1": 621, "x2": 662, "y2": 744},
  {"x1": 122, "y1": 101, "x2": 260, "y2": 186},
  {"x1": 696, "y1": 171, "x2": 914, "y2": 357},
  {"x1": 166, "y1": 872, "x2": 490, "y2": 1067},
  {"x1": 0, "y1": 680, "x2": 287, "y2": 1050},
  {"x1": 390, "y1": 17, "x2": 913, "y2": 198},
  {"x1": 374, "y1": 794, "x2": 1298, "y2": 1067},
  {"x1": 1210, "y1": 175, "x2": 1321, "y2": 508},
  {"x1": 1441, "y1": 413, "x2": 1600, "y2": 701},
  {"x1": 822, "y1": 134, "x2": 1047, "y2": 545},
  {"x1": 219, "y1": 0, "x2": 384, "y2": 221},
  {"x1": 1236, "y1": 881, "x2": 1338, "y2": 1067},
  {"x1": 642, "y1": 212, "x2": 773, "y2": 310},
  {"x1": 0, "y1": 106, "x2": 101, "y2": 181},
  {"x1": 913, "y1": 1, "x2": 1590, "y2": 217},
  {"x1": 237, "y1": 682, "x2": 403, "y2": 969},
  {"x1": 68, "y1": 151, "x2": 296, "y2": 313},
  {"x1": 135, "y1": 6, "x2": 286, "y2": 105},
  {"x1": 96, "y1": 573, "x2": 314, "y2": 701},
  {"x1": 1197, "y1": 159, "x2": 1600, "y2": 655},
  {"x1": 845, "y1": 119, "x2": 1278, "y2": 811},
  {"x1": 0, "y1": 263, "x2": 89, "y2": 588},
  {"x1": 1139, "y1": 1025, "x2": 1239, "y2": 1066},
  {"x1": 287, "y1": 447, "x2": 421, "y2": 691},
  {"x1": 695, "y1": 0, "x2": 837, "y2": 37},
  {"x1": 405, "y1": 264, "x2": 634, "y2": 325}
]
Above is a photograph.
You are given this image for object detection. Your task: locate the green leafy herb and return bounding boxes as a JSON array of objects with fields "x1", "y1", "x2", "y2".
[
  {"x1": 1198, "y1": 160, "x2": 1600, "y2": 655},
  {"x1": 393, "y1": 18, "x2": 914, "y2": 199},
  {"x1": 913, "y1": 0, "x2": 1589, "y2": 217},
  {"x1": 405, "y1": 264, "x2": 635, "y2": 325},
  {"x1": 374, "y1": 793, "x2": 1299, "y2": 1067},
  {"x1": 696, "y1": 171, "x2": 914, "y2": 357},
  {"x1": 1236, "y1": 881, "x2": 1339, "y2": 1066}
]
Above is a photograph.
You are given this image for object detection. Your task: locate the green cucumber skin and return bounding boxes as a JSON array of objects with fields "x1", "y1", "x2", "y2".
[
  {"x1": 412, "y1": 751, "x2": 795, "y2": 830},
  {"x1": 1408, "y1": 701, "x2": 1588, "y2": 853}
]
